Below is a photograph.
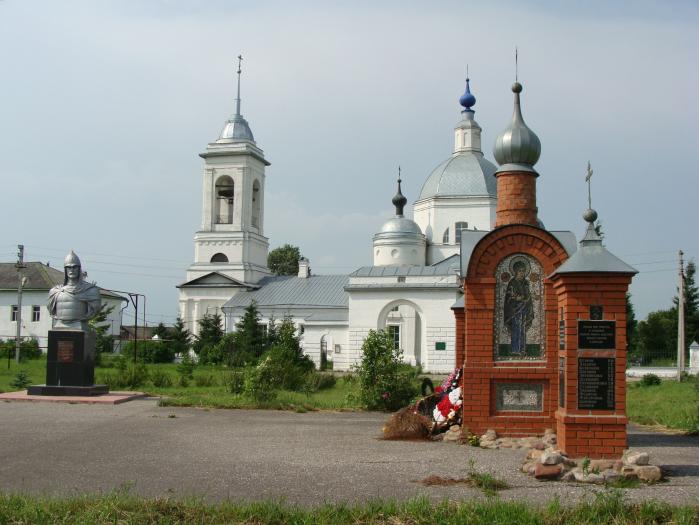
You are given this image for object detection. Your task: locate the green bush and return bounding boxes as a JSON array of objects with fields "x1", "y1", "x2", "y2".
[
  {"x1": 223, "y1": 370, "x2": 246, "y2": 394},
  {"x1": 0, "y1": 338, "x2": 42, "y2": 360},
  {"x1": 640, "y1": 373, "x2": 662, "y2": 387},
  {"x1": 122, "y1": 340, "x2": 175, "y2": 364},
  {"x1": 176, "y1": 352, "x2": 195, "y2": 379},
  {"x1": 99, "y1": 358, "x2": 149, "y2": 388},
  {"x1": 304, "y1": 373, "x2": 337, "y2": 392},
  {"x1": 150, "y1": 368, "x2": 173, "y2": 388},
  {"x1": 243, "y1": 364, "x2": 278, "y2": 402},
  {"x1": 10, "y1": 370, "x2": 32, "y2": 390},
  {"x1": 353, "y1": 329, "x2": 419, "y2": 411},
  {"x1": 194, "y1": 374, "x2": 216, "y2": 387},
  {"x1": 199, "y1": 332, "x2": 234, "y2": 365}
]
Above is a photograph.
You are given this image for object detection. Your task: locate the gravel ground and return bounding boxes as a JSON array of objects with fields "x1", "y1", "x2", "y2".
[{"x1": 0, "y1": 399, "x2": 698, "y2": 506}]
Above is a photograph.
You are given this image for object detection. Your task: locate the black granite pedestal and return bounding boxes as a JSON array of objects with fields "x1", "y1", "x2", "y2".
[{"x1": 27, "y1": 329, "x2": 108, "y2": 397}]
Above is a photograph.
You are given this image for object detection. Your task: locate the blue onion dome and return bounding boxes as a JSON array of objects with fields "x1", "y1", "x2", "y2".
[
  {"x1": 493, "y1": 82, "x2": 541, "y2": 172},
  {"x1": 459, "y1": 78, "x2": 476, "y2": 112}
]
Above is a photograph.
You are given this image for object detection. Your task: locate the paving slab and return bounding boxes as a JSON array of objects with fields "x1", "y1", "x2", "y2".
[
  {"x1": 0, "y1": 400, "x2": 697, "y2": 506},
  {"x1": 0, "y1": 390, "x2": 146, "y2": 404}
]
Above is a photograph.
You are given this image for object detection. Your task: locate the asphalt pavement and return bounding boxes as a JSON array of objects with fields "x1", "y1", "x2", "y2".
[{"x1": 1, "y1": 399, "x2": 698, "y2": 506}]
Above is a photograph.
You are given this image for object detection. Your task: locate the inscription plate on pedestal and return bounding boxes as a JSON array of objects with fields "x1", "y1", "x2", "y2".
[
  {"x1": 578, "y1": 321, "x2": 616, "y2": 350},
  {"x1": 559, "y1": 357, "x2": 565, "y2": 407},
  {"x1": 57, "y1": 341, "x2": 74, "y2": 363},
  {"x1": 495, "y1": 383, "x2": 543, "y2": 412},
  {"x1": 578, "y1": 357, "x2": 615, "y2": 410}
]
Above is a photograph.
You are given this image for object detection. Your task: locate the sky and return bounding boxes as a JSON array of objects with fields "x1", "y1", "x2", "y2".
[{"x1": 0, "y1": 0, "x2": 697, "y2": 326}]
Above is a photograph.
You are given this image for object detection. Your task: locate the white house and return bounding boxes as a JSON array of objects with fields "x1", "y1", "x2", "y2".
[
  {"x1": 180, "y1": 71, "x2": 502, "y2": 373},
  {"x1": 0, "y1": 262, "x2": 126, "y2": 350}
]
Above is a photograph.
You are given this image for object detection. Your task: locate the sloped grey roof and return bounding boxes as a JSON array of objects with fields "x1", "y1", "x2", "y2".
[
  {"x1": 223, "y1": 275, "x2": 349, "y2": 309},
  {"x1": 451, "y1": 296, "x2": 464, "y2": 309},
  {"x1": 418, "y1": 152, "x2": 497, "y2": 201},
  {"x1": 431, "y1": 254, "x2": 461, "y2": 273},
  {"x1": 0, "y1": 262, "x2": 125, "y2": 301},
  {"x1": 349, "y1": 264, "x2": 455, "y2": 277},
  {"x1": 305, "y1": 311, "x2": 349, "y2": 323},
  {"x1": 0, "y1": 262, "x2": 63, "y2": 290},
  {"x1": 552, "y1": 225, "x2": 636, "y2": 276}
]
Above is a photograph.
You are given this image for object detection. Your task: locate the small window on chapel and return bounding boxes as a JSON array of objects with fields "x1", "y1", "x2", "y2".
[
  {"x1": 442, "y1": 228, "x2": 450, "y2": 244},
  {"x1": 455, "y1": 222, "x2": 468, "y2": 244},
  {"x1": 32, "y1": 305, "x2": 41, "y2": 322},
  {"x1": 210, "y1": 253, "x2": 228, "y2": 263}
]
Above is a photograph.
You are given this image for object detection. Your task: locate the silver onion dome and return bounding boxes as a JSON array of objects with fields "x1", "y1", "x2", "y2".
[
  {"x1": 493, "y1": 82, "x2": 541, "y2": 172},
  {"x1": 219, "y1": 114, "x2": 255, "y2": 142}
]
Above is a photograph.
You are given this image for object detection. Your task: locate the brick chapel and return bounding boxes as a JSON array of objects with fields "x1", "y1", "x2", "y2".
[{"x1": 453, "y1": 80, "x2": 637, "y2": 459}]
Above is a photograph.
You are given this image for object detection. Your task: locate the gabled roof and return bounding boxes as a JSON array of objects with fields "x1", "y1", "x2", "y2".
[
  {"x1": 223, "y1": 275, "x2": 349, "y2": 310},
  {"x1": 178, "y1": 272, "x2": 249, "y2": 289},
  {"x1": 0, "y1": 262, "x2": 126, "y2": 301},
  {"x1": 0, "y1": 262, "x2": 63, "y2": 290}
]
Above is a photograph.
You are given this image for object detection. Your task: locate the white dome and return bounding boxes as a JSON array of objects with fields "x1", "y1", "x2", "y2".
[
  {"x1": 418, "y1": 152, "x2": 497, "y2": 201},
  {"x1": 379, "y1": 217, "x2": 423, "y2": 235}
]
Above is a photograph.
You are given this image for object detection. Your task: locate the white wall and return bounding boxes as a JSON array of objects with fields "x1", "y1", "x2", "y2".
[
  {"x1": 345, "y1": 283, "x2": 459, "y2": 373},
  {"x1": 0, "y1": 290, "x2": 124, "y2": 350},
  {"x1": 413, "y1": 195, "x2": 496, "y2": 265}
]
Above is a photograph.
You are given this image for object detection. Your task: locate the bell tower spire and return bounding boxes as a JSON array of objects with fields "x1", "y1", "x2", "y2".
[{"x1": 235, "y1": 54, "x2": 242, "y2": 117}]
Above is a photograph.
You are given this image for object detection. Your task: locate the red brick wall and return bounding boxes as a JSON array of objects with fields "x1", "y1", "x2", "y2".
[
  {"x1": 552, "y1": 274, "x2": 632, "y2": 459},
  {"x1": 495, "y1": 171, "x2": 538, "y2": 227},
  {"x1": 460, "y1": 225, "x2": 569, "y2": 436}
]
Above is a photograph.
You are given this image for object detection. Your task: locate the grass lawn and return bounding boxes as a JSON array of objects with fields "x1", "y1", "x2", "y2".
[
  {"x1": 3, "y1": 358, "x2": 698, "y2": 432},
  {"x1": 1, "y1": 491, "x2": 698, "y2": 524},
  {"x1": 626, "y1": 378, "x2": 699, "y2": 432}
]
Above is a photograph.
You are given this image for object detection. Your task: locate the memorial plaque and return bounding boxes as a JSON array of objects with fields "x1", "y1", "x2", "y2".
[
  {"x1": 559, "y1": 357, "x2": 565, "y2": 407},
  {"x1": 559, "y1": 319, "x2": 565, "y2": 350},
  {"x1": 57, "y1": 340, "x2": 74, "y2": 363},
  {"x1": 589, "y1": 305, "x2": 604, "y2": 320},
  {"x1": 495, "y1": 383, "x2": 543, "y2": 412},
  {"x1": 578, "y1": 320, "x2": 616, "y2": 350},
  {"x1": 578, "y1": 357, "x2": 615, "y2": 410}
]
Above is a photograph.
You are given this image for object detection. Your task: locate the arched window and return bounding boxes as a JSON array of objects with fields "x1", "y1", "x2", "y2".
[
  {"x1": 215, "y1": 176, "x2": 234, "y2": 224},
  {"x1": 455, "y1": 221, "x2": 468, "y2": 244},
  {"x1": 251, "y1": 180, "x2": 261, "y2": 229},
  {"x1": 442, "y1": 228, "x2": 450, "y2": 244},
  {"x1": 210, "y1": 253, "x2": 228, "y2": 263}
]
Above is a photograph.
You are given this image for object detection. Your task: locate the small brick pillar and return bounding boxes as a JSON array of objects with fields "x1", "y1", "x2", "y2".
[
  {"x1": 551, "y1": 272, "x2": 634, "y2": 459},
  {"x1": 495, "y1": 170, "x2": 539, "y2": 227}
]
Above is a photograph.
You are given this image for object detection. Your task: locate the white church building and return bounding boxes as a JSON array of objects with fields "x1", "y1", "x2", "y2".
[{"x1": 178, "y1": 71, "x2": 497, "y2": 373}]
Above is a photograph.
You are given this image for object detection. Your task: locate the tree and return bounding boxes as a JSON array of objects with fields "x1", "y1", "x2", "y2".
[
  {"x1": 636, "y1": 310, "x2": 676, "y2": 365},
  {"x1": 171, "y1": 317, "x2": 192, "y2": 356},
  {"x1": 683, "y1": 261, "x2": 699, "y2": 346},
  {"x1": 626, "y1": 293, "x2": 638, "y2": 352},
  {"x1": 353, "y1": 329, "x2": 418, "y2": 411},
  {"x1": 89, "y1": 304, "x2": 115, "y2": 359},
  {"x1": 193, "y1": 312, "x2": 223, "y2": 356},
  {"x1": 267, "y1": 244, "x2": 301, "y2": 276},
  {"x1": 232, "y1": 302, "x2": 268, "y2": 360},
  {"x1": 153, "y1": 322, "x2": 169, "y2": 340}
]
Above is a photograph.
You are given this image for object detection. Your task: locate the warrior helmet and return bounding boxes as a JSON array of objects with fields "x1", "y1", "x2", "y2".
[{"x1": 64, "y1": 250, "x2": 81, "y2": 267}]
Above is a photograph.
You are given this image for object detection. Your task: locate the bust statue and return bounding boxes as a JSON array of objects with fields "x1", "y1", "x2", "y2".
[{"x1": 47, "y1": 250, "x2": 101, "y2": 329}]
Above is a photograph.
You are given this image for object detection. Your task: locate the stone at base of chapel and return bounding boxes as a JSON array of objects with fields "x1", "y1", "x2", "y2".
[{"x1": 455, "y1": 82, "x2": 636, "y2": 459}]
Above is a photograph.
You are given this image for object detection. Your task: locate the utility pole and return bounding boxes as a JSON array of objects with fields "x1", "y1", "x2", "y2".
[
  {"x1": 677, "y1": 250, "x2": 686, "y2": 381},
  {"x1": 15, "y1": 245, "x2": 27, "y2": 364}
]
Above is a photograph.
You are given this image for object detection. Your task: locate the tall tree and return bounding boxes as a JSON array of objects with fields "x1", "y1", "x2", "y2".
[
  {"x1": 233, "y1": 302, "x2": 268, "y2": 358},
  {"x1": 267, "y1": 244, "x2": 301, "y2": 276},
  {"x1": 193, "y1": 312, "x2": 223, "y2": 355},
  {"x1": 89, "y1": 304, "x2": 115, "y2": 355},
  {"x1": 626, "y1": 293, "x2": 637, "y2": 352},
  {"x1": 171, "y1": 317, "x2": 192, "y2": 355}
]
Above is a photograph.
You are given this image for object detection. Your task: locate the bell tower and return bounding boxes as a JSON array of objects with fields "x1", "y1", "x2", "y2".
[
  {"x1": 188, "y1": 56, "x2": 270, "y2": 284},
  {"x1": 179, "y1": 57, "x2": 271, "y2": 334}
]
